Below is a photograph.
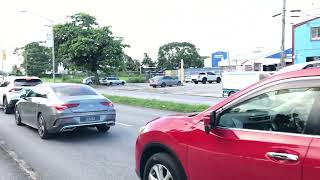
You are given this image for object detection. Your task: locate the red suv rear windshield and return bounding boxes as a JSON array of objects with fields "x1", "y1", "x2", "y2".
[{"x1": 14, "y1": 79, "x2": 42, "y2": 87}]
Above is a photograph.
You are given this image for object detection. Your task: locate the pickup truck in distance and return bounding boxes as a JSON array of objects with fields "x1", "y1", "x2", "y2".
[{"x1": 190, "y1": 72, "x2": 221, "y2": 84}]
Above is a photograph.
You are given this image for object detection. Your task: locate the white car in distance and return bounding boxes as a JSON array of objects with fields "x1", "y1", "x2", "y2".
[
  {"x1": 190, "y1": 72, "x2": 221, "y2": 84},
  {"x1": 100, "y1": 77, "x2": 126, "y2": 86}
]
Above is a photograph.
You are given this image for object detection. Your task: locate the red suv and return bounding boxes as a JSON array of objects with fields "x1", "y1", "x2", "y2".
[{"x1": 135, "y1": 68, "x2": 320, "y2": 180}]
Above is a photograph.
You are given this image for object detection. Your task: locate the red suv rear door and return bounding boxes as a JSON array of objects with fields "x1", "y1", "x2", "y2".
[
  {"x1": 303, "y1": 138, "x2": 320, "y2": 180},
  {"x1": 301, "y1": 97, "x2": 320, "y2": 180},
  {"x1": 188, "y1": 127, "x2": 311, "y2": 180}
]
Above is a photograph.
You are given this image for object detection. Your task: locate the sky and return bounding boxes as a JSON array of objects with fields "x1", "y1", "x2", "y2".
[{"x1": 0, "y1": 0, "x2": 319, "y2": 71}]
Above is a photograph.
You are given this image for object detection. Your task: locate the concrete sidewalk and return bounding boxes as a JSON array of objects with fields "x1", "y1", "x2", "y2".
[{"x1": 0, "y1": 146, "x2": 30, "y2": 180}]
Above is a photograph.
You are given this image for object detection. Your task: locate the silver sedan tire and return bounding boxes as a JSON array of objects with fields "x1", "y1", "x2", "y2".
[{"x1": 38, "y1": 114, "x2": 50, "y2": 139}]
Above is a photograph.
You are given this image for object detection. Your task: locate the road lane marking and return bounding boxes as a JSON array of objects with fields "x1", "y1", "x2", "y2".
[
  {"x1": 116, "y1": 122, "x2": 133, "y2": 127},
  {"x1": 0, "y1": 139, "x2": 40, "y2": 180}
]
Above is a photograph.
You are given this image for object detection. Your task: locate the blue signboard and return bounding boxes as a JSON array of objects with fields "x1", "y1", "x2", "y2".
[{"x1": 212, "y1": 51, "x2": 228, "y2": 67}]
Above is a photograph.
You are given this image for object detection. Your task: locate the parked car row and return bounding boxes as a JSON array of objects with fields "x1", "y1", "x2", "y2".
[
  {"x1": 82, "y1": 76, "x2": 126, "y2": 86},
  {"x1": 1, "y1": 76, "x2": 116, "y2": 139}
]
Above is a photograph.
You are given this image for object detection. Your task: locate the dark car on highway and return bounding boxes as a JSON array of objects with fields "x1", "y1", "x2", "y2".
[
  {"x1": 136, "y1": 68, "x2": 320, "y2": 180},
  {"x1": 15, "y1": 83, "x2": 116, "y2": 139},
  {"x1": 149, "y1": 76, "x2": 182, "y2": 88}
]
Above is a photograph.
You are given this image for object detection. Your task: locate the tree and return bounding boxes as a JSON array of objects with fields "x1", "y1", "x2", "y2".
[
  {"x1": 142, "y1": 53, "x2": 155, "y2": 67},
  {"x1": 11, "y1": 65, "x2": 22, "y2": 75},
  {"x1": 14, "y1": 42, "x2": 51, "y2": 76},
  {"x1": 121, "y1": 54, "x2": 140, "y2": 72},
  {"x1": 157, "y1": 42, "x2": 205, "y2": 70},
  {"x1": 54, "y1": 12, "x2": 128, "y2": 83}
]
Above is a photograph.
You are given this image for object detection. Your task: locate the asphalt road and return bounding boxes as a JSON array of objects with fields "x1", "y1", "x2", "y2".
[
  {"x1": 0, "y1": 105, "x2": 174, "y2": 180},
  {"x1": 98, "y1": 89, "x2": 223, "y2": 106},
  {"x1": 95, "y1": 82, "x2": 224, "y2": 106},
  {"x1": 0, "y1": 147, "x2": 29, "y2": 180}
]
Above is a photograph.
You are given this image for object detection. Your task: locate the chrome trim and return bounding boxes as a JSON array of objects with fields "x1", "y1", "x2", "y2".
[
  {"x1": 60, "y1": 121, "x2": 115, "y2": 132},
  {"x1": 216, "y1": 126, "x2": 320, "y2": 138},
  {"x1": 266, "y1": 152, "x2": 299, "y2": 161}
]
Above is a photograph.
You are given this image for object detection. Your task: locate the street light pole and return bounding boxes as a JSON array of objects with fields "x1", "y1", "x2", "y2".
[
  {"x1": 50, "y1": 22, "x2": 56, "y2": 83},
  {"x1": 19, "y1": 10, "x2": 55, "y2": 81},
  {"x1": 280, "y1": 0, "x2": 287, "y2": 69},
  {"x1": 25, "y1": 52, "x2": 28, "y2": 76}
]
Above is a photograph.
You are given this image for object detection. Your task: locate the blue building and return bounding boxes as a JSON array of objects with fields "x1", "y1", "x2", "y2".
[{"x1": 293, "y1": 17, "x2": 320, "y2": 64}]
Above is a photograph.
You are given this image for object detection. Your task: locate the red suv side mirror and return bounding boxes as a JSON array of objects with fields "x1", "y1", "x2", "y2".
[{"x1": 204, "y1": 111, "x2": 217, "y2": 133}]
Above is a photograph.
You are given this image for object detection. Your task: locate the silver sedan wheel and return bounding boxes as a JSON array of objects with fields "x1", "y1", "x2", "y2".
[
  {"x1": 149, "y1": 164, "x2": 173, "y2": 180},
  {"x1": 38, "y1": 116, "x2": 45, "y2": 137}
]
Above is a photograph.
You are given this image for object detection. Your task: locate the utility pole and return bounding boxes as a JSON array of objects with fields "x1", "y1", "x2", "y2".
[
  {"x1": 19, "y1": 10, "x2": 56, "y2": 81},
  {"x1": 280, "y1": 0, "x2": 287, "y2": 69},
  {"x1": 1, "y1": 50, "x2": 4, "y2": 73},
  {"x1": 180, "y1": 59, "x2": 184, "y2": 82},
  {"x1": 51, "y1": 22, "x2": 56, "y2": 83},
  {"x1": 24, "y1": 52, "x2": 28, "y2": 76}
]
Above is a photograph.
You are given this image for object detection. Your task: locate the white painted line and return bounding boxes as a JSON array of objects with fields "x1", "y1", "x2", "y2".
[
  {"x1": 0, "y1": 139, "x2": 40, "y2": 180},
  {"x1": 116, "y1": 122, "x2": 133, "y2": 127}
]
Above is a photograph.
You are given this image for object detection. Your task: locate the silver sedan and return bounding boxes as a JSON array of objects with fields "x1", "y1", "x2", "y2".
[
  {"x1": 149, "y1": 76, "x2": 182, "y2": 88},
  {"x1": 14, "y1": 83, "x2": 116, "y2": 139}
]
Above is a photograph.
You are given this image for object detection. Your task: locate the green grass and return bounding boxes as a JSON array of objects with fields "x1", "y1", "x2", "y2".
[
  {"x1": 104, "y1": 94, "x2": 210, "y2": 113},
  {"x1": 120, "y1": 76, "x2": 146, "y2": 83}
]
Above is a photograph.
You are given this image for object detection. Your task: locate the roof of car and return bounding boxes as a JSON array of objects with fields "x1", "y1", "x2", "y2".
[
  {"x1": 5, "y1": 76, "x2": 40, "y2": 80},
  {"x1": 206, "y1": 68, "x2": 320, "y2": 112},
  {"x1": 276, "y1": 61, "x2": 320, "y2": 74}
]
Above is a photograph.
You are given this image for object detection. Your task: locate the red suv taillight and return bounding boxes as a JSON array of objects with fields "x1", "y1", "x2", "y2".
[
  {"x1": 100, "y1": 102, "x2": 113, "y2": 107},
  {"x1": 53, "y1": 104, "x2": 79, "y2": 111},
  {"x1": 9, "y1": 88, "x2": 22, "y2": 93}
]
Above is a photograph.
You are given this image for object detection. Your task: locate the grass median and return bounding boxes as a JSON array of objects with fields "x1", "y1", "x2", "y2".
[{"x1": 104, "y1": 94, "x2": 210, "y2": 113}]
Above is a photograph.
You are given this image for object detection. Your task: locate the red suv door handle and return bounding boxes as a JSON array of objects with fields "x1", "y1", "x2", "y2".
[{"x1": 266, "y1": 152, "x2": 299, "y2": 161}]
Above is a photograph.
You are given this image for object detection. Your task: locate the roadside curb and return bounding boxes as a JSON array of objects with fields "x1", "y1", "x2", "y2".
[{"x1": 0, "y1": 139, "x2": 41, "y2": 180}]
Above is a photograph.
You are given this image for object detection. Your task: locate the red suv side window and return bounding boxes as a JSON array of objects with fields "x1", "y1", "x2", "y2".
[{"x1": 219, "y1": 87, "x2": 320, "y2": 135}]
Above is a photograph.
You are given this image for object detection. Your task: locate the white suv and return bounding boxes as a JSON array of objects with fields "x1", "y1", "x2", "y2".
[
  {"x1": 0, "y1": 76, "x2": 42, "y2": 114},
  {"x1": 99, "y1": 77, "x2": 126, "y2": 86},
  {"x1": 190, "y1": 72, "x2": 221, "y2": 84}
]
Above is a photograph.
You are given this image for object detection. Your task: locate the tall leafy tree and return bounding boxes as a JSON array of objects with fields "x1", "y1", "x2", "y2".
[
  {"x1": 142, "y1": 53, "x2": 155, "y2": 67},
  {"x1": 157, "y1": 42, "x2": 205, "y2": 70},
  {"x1": 121, "y1": 54, "x2": 140, "y2": 72},
  {"x1": 14, "y1": 42, "x2": 51, "y2": 76},
  {"x1": 54, "y1": 12, "x2": 128, "y2": 83},
  {"x1": 11, "y1": 65, "x2": 22, "y2": 75}
]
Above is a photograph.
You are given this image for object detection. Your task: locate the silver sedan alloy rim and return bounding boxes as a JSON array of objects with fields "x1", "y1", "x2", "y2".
[
  {"x1": 38, "y1": 116, "x2": 45, "y2": 136},
  {"x1": 149, "y1": 164, "x2": 173, "y2": 180}
]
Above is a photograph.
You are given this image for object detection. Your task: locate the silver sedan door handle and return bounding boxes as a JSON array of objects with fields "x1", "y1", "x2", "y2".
[{"x1": 266, "y1": 152, "x2": 299, "y2": 161}]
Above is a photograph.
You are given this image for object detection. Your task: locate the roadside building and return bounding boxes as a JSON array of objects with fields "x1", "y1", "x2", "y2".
[
  {"x1": 218, "y1": 49, "x2": 293, "y2": 72},
  {"x1": 293, "y1": 17, "x2": 320, "y2": 64}
]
